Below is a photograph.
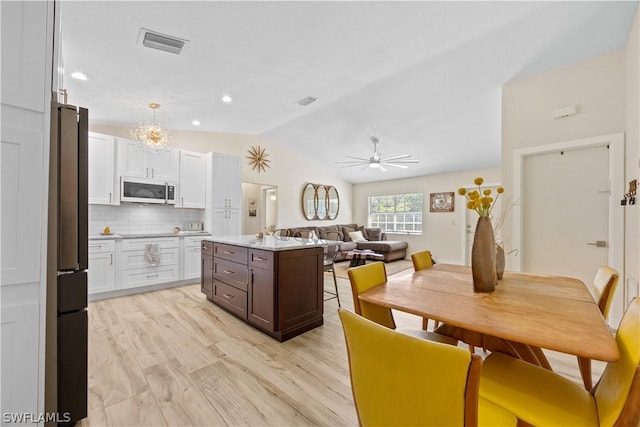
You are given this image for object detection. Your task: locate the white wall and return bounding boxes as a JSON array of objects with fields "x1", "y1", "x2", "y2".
[
  {"x1": 353, "y1": 167, "x2": 501, "y2": 263},
  {"x1": 625, "y1": 9, "x2": 640, "y2": 306},
  {"x1": 91, "y1": 126, "x2": 354, "y2": 229},
  {"x1": 502, "y1": 49, "x2": 629, "y2": 324}
]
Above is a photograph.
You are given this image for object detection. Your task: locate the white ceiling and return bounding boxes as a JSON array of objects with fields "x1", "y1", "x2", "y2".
[{"x1": 61, "y1": 1, "x2": 638, "y2": 184}]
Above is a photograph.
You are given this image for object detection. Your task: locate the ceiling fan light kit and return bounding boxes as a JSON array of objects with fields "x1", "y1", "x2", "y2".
[{"x1": 335, "y1": 136, "x2": 419, "y2": 171}]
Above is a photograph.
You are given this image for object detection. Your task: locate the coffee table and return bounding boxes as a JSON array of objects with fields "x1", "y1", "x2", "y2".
[{"x1": 342, "y1": 249, "x2": 385, "y2": 267}]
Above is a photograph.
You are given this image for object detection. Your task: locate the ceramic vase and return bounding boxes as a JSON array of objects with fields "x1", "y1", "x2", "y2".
[
  {"x1": 496, "y1": 244, "x2": 505, "y2": 280},
  {"x1": 471, "y1": 216, "x2": 497, "y2": 293}
]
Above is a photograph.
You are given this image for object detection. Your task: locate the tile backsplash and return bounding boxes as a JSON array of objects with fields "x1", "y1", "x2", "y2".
[{"x1": 89, "y1": 204, "x2": 204, "y2": 235}]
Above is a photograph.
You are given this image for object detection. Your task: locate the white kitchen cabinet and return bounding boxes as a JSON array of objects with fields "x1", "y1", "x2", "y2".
[
  {"x1": 211, "y1": 209, "x2": 240, "y2": 236},
  {"x1": 177, "y1": 150, "x2": 206, "y2": 208},
  {"x1": 1, "y1": 1, "x2": 49, "y2": 112},
  {"x1": 211, "y1": 153, "x2": 241, "y2": 209},
  {"x1": 182, "y1": 235, "x2": 210, "y2": 281},
  {"x1": 88, "y1": 132, "x2": 118, "y2": 205},
  {"x1": 88, "y1": 240, "x2": 115, "y2": 294},
  {"x1": 118, "y1": 138, "x2": 177, "y2": 181},
  {"x1": 206, "y1": 152, "x2": 241, "y2": 236},
  {"x1": 1, "y1": 1, "x2": 54, "y2": 417},
  {"x1": 119, "y1": 237, "x2": 179, "y2": 289}
]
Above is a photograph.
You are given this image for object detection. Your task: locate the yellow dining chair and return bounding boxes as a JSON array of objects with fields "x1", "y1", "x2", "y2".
[
  {"x1": 410, "y1": 250, "x2": 440, "y2": 331},
  {"x1": 590, "y1": 265, "x2": 620, "y2": 320},
  {"x1": 579, "y1": 265, "x2": 620, "y2": 390},
  {"x1": 347, "y1": 262, "x2": 457, "y2": 345},
  {"x1": 339, "y1": 309, "x2": 516, "y2": 427},
  {"x1": 479, "y1": 297, "x2": 640, "y2": 427}
]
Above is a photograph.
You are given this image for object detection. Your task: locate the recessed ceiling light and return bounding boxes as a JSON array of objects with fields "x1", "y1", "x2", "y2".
[
  {"x1": 222, "y1": 95, "x2": 232, "y2": 103},
  {"x1": 192, "y1": 120, "x2": 200, "y2": 126},
  {"x1": 71, "y1": 72, "x2": 87, "y2": 80}
]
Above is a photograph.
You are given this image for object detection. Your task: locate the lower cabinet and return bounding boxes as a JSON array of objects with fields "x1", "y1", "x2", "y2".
[
  {"x1": 87, "y1": 235, "x2": 213, "y2": 298},
  {"x1": 119, "y1": 237, "x2": 179, "y2": 289},
  {"x1": 248, "y1": 249, "x2": 275, "y2": 331},
  {"x1": 202, "y1": 241, "x2": 323, "y2": 341},
  {"x1": 183, "y1": 235, "x2": 210, "y2": 281},
  {"x1": 201, "y1": 241, "x2": 214, "y2": 299},
  {"x1": 88, "y1": 240, "x2": 115, "y2": 294}
]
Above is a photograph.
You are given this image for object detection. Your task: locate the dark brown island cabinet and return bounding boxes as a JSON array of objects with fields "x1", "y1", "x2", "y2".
[{"x1": 201, "y1": 237, "x2": 325, "y2": 341}]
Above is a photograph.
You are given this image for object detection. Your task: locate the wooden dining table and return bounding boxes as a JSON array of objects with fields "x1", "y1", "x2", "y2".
[{"x1": 358, "y1": 264, "x2": 619, "y2": 364}]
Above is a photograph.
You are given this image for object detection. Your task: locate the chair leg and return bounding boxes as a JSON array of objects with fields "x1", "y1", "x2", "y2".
[
  {"x1": 332, "y1": 268, "x2": 341, "y2": 307},
  {"x1": 422, "y1": 317, "x2": 429, "y2": 330}
]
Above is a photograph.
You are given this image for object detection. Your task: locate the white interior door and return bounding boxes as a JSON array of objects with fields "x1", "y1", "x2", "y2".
[{"x1": 522, "y1": 145, "x2": 609, "y2": 286}]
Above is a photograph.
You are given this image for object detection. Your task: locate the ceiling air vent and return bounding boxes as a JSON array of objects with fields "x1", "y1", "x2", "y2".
[
  {"x1": 138, "y1": 28, "x2": 189, "y2": 55},
  {"x1": 296, "y1": 96, "x2": 319, "y2": 106}
]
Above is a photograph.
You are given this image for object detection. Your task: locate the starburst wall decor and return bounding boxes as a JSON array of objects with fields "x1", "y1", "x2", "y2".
[{"x1": 247, "y1": 145, "x2": 271, "y2": 173}]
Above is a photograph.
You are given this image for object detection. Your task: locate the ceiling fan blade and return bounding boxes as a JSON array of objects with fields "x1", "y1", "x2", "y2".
[
  {"x1": 385, "y1": 160, "x2": 419, "y2": 164},
  {"x1": 334, "y1": 160, "x2": 367, "y2": 164},
  {"x1": 360, "y1": 164, "x2": 371, "y2": 171},
  {"x1": 379, "y1": 164, "x2": 387, "y2": 172},
  {"x1": 381, "y1": 163, "x2": 408, "y2": 169},
  {"x1": 338, "y1": 163, "x2": 368, "y2": 168},
  {"x1": 381, "y1": 154, "x2": 411, "y2": 161},
  {"x1": 345, "y1": 156, "x2": 370, "y2": 161}
]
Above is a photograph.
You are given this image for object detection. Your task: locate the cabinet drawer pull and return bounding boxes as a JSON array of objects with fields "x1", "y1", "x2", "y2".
[
  {"x1": 89, "y1": 244, "x2": 103, "y2": 248},
  {"x1": 254, "y1": 256, "x2": 266, "y2": 262},
  {"x1": 223, "y1": 270, "x2": 233, "y2": 275},
  {"x1": 146, "y1": 274, "x2": 159, "y2": 278},
  {"x1": 223, "y1": 293, "x2": 233, "y2": 299},
  {"x1": 223, "y1": 250, "x2": 234, "y2": 255}
]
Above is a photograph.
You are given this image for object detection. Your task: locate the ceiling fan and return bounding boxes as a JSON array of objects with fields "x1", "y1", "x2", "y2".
[{"x1": 335, "y1": 137, "x2": 419, "y2": 171}]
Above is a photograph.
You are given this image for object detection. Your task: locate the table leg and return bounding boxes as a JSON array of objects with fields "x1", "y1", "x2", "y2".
[{"x1": 577, "y1": 356, "x2": 593, "y2": 390}]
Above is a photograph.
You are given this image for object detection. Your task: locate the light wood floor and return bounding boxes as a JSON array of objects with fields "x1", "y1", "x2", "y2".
[{"x1": 80, "y1": 270, "x2": 604, "y2": 426}]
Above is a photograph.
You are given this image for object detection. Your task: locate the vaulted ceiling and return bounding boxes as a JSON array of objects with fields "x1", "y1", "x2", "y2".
[{"x1": 61, "y1": 1, "x2": 638, "y2": 183}]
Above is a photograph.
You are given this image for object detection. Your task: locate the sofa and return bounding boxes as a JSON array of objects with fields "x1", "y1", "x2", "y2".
[{"x1": 285, "y1": 223, "x2": 408, "y2": 262}]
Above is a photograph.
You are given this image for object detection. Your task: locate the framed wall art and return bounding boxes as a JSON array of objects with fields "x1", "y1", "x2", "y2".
[{"x1": 430, "y1": 192, "x2": 455, "y2": 212}]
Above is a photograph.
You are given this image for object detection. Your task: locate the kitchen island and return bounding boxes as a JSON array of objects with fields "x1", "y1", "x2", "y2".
[{"x1": 202, "y1": 235, "x2": 337, "y2": 341}]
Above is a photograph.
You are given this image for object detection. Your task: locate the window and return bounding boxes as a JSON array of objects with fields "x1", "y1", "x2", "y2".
[{"x1": 368, "y1": 193, "x2": 423, "y2": 234}]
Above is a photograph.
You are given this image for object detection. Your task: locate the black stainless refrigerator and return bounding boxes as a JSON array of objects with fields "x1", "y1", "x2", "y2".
[{"x1": 46, "y1": 101, "x2": 88, "y2": 425}]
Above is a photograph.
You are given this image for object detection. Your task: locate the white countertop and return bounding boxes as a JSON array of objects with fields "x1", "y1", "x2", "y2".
[
  {"x1": 205, "y1": 235, "x2": 341, "y2": 251},
  {"x1": 89, "y1": 231, "x2": 211, "y2": 240}
]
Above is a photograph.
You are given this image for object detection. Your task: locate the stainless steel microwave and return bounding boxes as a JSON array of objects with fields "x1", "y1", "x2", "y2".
[{"x1": 120, "y1": 176, "x2": 176, "y2": 204}]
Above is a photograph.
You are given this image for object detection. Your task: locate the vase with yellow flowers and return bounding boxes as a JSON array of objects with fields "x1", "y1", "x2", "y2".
[{"x1": 459, "y1": 177, "x2": 504, "y2": 293}]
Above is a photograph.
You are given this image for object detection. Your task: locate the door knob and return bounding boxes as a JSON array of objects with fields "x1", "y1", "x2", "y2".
[{"x1": 587, "y1": 240, "x2": 607, "y2": 248}]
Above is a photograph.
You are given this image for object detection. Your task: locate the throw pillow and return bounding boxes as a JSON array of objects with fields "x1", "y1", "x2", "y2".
[
  {"x1": 341, "y1": 226, "x2": 356, "y2": 241},
  {"x1": 348, "y1": 230, "x2": 367, "y2": 242},
  {"x1": 366, "y1": 228, "x2": 382, "y2": 241},
  {"x1": 358, "y1": 225, "x2": 369, "y2": 240}
]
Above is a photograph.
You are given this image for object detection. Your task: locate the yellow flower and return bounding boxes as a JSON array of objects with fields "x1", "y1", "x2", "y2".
[{"x1": 462, "y1": 178, "x2": 505, "y2": 217}]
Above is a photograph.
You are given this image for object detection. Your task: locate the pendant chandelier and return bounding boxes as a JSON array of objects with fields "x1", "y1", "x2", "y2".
[{"x1": 130, "y1": 103, "x2": 171, "y2": 151}]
